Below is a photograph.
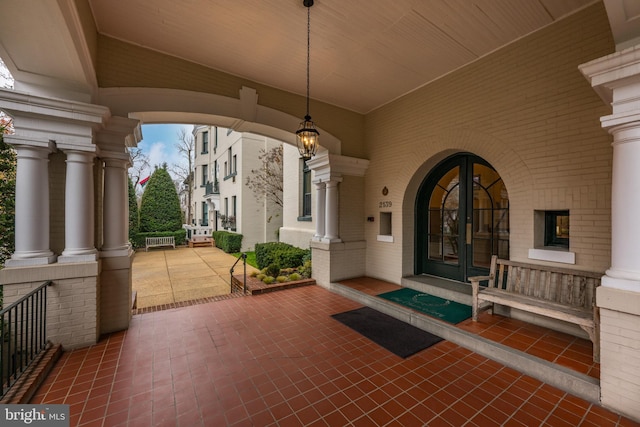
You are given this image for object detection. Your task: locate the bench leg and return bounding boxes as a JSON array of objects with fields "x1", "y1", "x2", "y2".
[
  {"x1": 471, "y1": 280, "x2": 481, "y2": 321},
  {"x1": 580, "y1": 325, "x2": 600, "y2": 363}
]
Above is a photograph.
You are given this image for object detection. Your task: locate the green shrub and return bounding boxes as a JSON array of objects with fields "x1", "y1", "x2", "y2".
[
  {"x1": 299, "y1": 260, "x2": 312, "y2": 279},
  {"x1": 289, "y1": 272, "x2": 302, "y2": 281},
  {"x1": 212, "y1": 230, "x2": 243, "y2": 253},
  {"x1": 255, "y1": 242, "x2": 310, "y2": 269},
  {"x1": 265, "y1": 263, "x2": 281, "y2": 278},
  {"x1": 250, "y1": 270, "x2": 258, "y2": 277},
  {"x1": 263, "y1": 276, "x2": 275, "y2": 284},
  {"x1": 139, "y1": 167, "x2": 182, "y2": 232},
  {"x1": 276, "y1": 276, "x2": 288, "y2": 283},
  {"x1": 256, "y1": 273, "x2": 266, "y2": 281}
]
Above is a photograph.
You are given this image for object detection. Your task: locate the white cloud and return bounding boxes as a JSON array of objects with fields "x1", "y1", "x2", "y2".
[{"x1": 148, "y1": 141, "x2": 168, "y2": 170}]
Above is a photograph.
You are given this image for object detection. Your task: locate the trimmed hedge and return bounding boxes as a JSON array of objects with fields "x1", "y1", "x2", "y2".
[
  {"x1": 212, "y1": 231, "x2": 243, "y2": 253},
  {"x1": 131, "y1": 229, "x2": 186, "y2": 249},
  {"x1": 255, "y1": 242, "x2": 310, "y2": 270}
]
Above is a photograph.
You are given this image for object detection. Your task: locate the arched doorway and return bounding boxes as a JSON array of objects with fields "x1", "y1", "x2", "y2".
[{"x1": 415, "y1": 153, "x2": 509, "y2": 281}]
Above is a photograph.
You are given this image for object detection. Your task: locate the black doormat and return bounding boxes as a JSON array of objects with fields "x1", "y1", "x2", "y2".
[{"x1": 331, "y1": 306, "x2": 443, "y2": 358}]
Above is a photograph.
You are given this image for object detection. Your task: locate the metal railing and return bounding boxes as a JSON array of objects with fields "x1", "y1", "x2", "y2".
[
  {"x1": 230, "y1": 253, "x2": 247, "y2": 294},
  {"x1": 205, "y1": 181, "x2": 220, "y2": 195},
  {"x1": 1, "y1": 280, "x2": 51, "y2": 398}
]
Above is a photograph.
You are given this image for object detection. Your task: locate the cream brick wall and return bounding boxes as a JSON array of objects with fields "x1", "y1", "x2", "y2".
[
  {"x1": 0, "y1": 262, "x2": 101, "y2": 349},
  {"x1": 364, "y1": 3, "x2": 614, "y2": 282},
  {"x1": 597, "y1": 286, "x2": 640, "y2": 420},
  {"x1": 100, "y1": 254, "x2": 133, "y2": 335},
  {"x1": 599, "y1": 308, "x2": 640, "y2": 419}
]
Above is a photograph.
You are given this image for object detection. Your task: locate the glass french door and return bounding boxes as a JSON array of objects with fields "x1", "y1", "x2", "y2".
[{"x1": 416, "y1": 154, "x2": 509, "y2": 281}]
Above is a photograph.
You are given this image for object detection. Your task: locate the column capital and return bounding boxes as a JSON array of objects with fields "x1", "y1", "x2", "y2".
[
  {"x1": 307, "y1": 152, "x2": 369, "y2": 182},
  {"x1": 0, "y1": 89, "x2": 110, "y2": 151},
  {"x1": 579, "y1": 45, "x2": 640, "y2": 108},
  {"x1": 96, "y1": 116, "x2": 141, "y2": 154}
]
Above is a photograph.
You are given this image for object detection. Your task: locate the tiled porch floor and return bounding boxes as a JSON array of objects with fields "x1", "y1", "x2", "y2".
[
  {"x1": 339, "y1": 277, "x2": 600, "y2": 380},
  {"x1": 32, "y1": 284, "x2": 637, "y2": 426}
]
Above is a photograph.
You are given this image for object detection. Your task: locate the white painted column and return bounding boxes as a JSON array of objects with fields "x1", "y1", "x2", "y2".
[
  {"x1": 313, "y1": 181, "x2": 326, "y2": 240},
  {"x1": 101, "y1": 157, "x2": 131, "y2": 255},
  {"x1": 324, "y1": 179, "x2": 342, "y2": 242},
  {"x1": 604, "y1": 123, "x2": 640, "y2": 289},
  {"x1": 5, "y1": 144, "x2": 57, "y2": 266},
  {"x1": 59, "y1": 150, "x2": 98, "y2": 263},
  {"x1": 580, "y1": 46, "x2": 640, "y2": 421}
]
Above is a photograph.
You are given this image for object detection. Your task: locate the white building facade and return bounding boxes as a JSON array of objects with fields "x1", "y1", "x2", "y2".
[{"x1": 190, "y1": 126, "x2": 283, "y2": 251}]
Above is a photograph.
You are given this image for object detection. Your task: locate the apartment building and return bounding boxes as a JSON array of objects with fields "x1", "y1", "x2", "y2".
[{"x1": 190, "y1": 126, "x2": 283, "y2": 251}]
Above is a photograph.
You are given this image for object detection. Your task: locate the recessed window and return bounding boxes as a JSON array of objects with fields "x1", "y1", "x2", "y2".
[
  {"x1": 201, "y1": 164, "x2": 208, "y2": 186},
  {"x1": 380, "y1": 212, "x2": 392, "y2": 236},
  {"x1": 299, "y1": 161, "x2": 312, "y2": 220},
  {"x1": 530, "y1": 210, "x2": 574, "y2": 263},
  {"x1": 545, "y1": 210, "x2": 569, "y2": 248},
  {"x1": 202, "y1": 131, "x2": 209, "y2": 154},
  {"x1": 377, "y1": 212, "x2": 393, "y2": 242}
]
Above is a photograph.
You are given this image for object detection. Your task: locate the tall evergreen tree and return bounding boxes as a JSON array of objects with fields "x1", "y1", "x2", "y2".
[
  {"x1": 128, "y1": 177, "x2": 139, "y2": 242},
  {"x1": 139, "y1": 165, "x2": 182, "y2": 232},
  {"x1": 0, "y1": 120, "x2": 16, "y2": 267}
]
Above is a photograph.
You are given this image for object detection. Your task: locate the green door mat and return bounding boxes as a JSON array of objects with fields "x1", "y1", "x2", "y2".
[{"x1": 378, "y1": 288, "x2": 472, "y2": 324}]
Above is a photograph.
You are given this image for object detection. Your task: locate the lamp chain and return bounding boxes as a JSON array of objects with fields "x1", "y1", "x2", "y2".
[{"x1": 306, "y1": 4, "x2": 311, "y2": 118}]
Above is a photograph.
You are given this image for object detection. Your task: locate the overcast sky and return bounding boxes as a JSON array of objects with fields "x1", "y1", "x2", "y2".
[{"x1": 136, "y1": 123, "x2": 193, "y2": 180}]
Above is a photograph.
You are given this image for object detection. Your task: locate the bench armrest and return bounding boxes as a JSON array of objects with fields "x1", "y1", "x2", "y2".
[
  {"x1": 468, "y1": 275, "x2": 491, "y2": 285},
  {"x1": 468, "y1": 275, "x2": 492, "y2": 321},
  {"x1": 468, "y1": 275, "x2": 492, "y2": 297}
]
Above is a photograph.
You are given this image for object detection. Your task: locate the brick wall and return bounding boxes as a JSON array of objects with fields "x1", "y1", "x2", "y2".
[
  {"x1": 364, "y1": 3, "x2": 614, "y2": 282},
  {"x1": 0, "y1": 262, "x2": 101, "y2": 349}
]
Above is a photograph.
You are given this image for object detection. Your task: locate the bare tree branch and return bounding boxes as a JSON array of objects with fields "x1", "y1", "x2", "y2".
[
  {"x1": 245, "y1": 145, "x2": 283, "y2": 207},
  {"x1": 172, "y1": 128, "x2": 195, "y2": 223},
  {"x1": 128, "y1": 147, "x2": 150, "y2": 189}
]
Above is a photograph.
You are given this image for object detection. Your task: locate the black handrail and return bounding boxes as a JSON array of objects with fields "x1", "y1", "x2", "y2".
[
  {"x1": 1, "y1": 280, "x2": 51, "y2": 398},
  {"x1": 229, "y1": 253, "x2": 247, "y2": 293}
]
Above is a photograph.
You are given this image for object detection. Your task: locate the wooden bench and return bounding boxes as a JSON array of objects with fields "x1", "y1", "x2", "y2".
[
  {"x1": 469, "y1": 255, "x2": 601, "y2": 362},
  {"x1": 188, "y1": 235, "x2": 214, "y2": 248},
  {"x1": 145, "y1": 236, "x2": 175, "y2": 251}
]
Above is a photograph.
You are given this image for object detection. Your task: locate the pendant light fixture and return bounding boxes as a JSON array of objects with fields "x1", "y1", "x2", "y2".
[{"x1": 296, "y1": 0, "x2": 319, "y2": 161}]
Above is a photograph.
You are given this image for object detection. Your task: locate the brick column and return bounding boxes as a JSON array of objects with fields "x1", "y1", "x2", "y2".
[{"x1": 580, "y1": 45, "x2": 640, "y2": 421}]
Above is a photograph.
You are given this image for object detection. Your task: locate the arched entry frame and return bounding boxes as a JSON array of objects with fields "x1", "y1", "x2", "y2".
[
  {"x1": 399, "y1": 135, "x2": 533, "y2": 281},
  {"x1": 414, "y1": 153, "x2": 510, "y2": 282}
]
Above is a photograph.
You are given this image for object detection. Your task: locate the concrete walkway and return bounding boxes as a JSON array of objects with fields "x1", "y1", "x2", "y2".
[{"x1": 132, "y1": 246, "x2": 259, "y2": 309}]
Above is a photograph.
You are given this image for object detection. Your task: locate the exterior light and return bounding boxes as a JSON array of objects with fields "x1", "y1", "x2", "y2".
[{"x1": 296, "y1": 0, "x2": 319, "y2": 161}]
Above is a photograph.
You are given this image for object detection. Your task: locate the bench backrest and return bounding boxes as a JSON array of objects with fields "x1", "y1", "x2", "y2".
[
  {"x1": 487, "y1": 255, "x2": 601, "y2": 309},
  {"x1": 146, "y1": 236, "x2": 174, "y2": 244}
]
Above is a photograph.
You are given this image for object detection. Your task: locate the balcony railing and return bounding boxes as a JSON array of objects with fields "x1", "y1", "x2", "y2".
[
  {"x1": 1, "y1": 281, "x2": 51, "y2": 398},
  {"x1": 205, "y1": 181, "x2": 219, "y2": 195}
]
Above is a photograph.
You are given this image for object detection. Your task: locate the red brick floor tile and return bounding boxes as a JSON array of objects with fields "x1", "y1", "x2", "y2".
[{"x1": 27, "y1": 284, "x2": 638, "y2": 427}]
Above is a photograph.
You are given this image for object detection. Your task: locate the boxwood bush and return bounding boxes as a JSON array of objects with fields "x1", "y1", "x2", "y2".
[
  {"x1": 255, "y1": 242, "x2": 310, "y2": 270},
  {"x1": 212, "y1": 230, "x2": 243, "y2": 253}
]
